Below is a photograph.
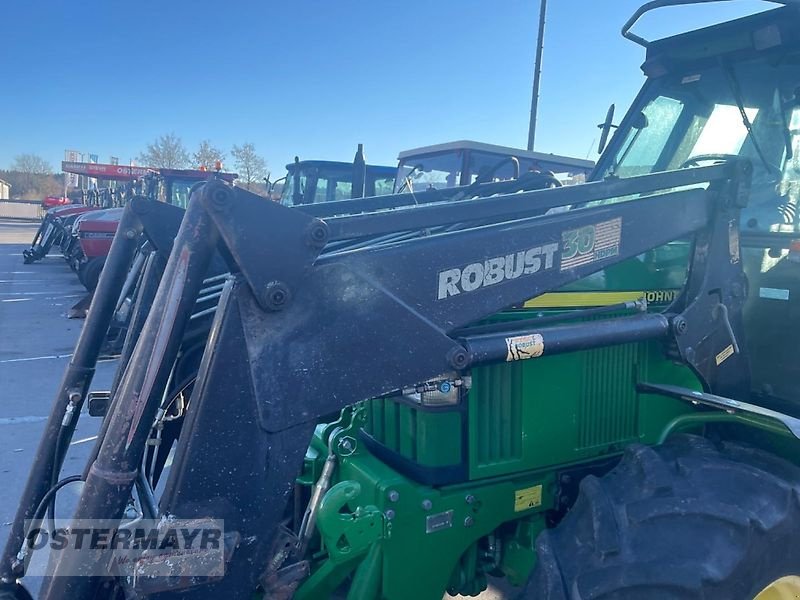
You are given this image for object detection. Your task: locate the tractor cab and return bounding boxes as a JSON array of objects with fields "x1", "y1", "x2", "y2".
[
  {"x1": 394, "y1": 140, "x2": 594, "y2": 192},
  {"x1": 151, "y1": 168, "x2": 238, "y2": 209},
  {"x1": 72, "y1": 168, "x2": 237, "y2": 290},
  {"x1": 278, "y1": 159, "x2": 396, "y2": 206},
  {"x1": 583, "y1": 4, "x2": 800, "y2": 408}
]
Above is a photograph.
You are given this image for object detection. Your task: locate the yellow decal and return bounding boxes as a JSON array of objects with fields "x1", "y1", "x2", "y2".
[
  {"x1": 514, "y1": 485, "x2": 543, "y2": 512},
  {"x1": 716, "y1": 344, "x2": 735, "y2": 366},
  {"x1": 523, "y1": 289, "x2": 680, "y2": 309},
  {"x1": 505, "y1": 334, "x2": 544, "y2": 362}
]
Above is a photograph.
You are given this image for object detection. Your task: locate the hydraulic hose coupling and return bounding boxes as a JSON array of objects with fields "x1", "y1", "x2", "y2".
[{"x1": 62, "y1": 389, "x2": 82, "y2": 427}]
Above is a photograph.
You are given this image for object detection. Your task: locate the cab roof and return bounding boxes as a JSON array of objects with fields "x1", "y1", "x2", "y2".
[
  {"x1": 643, "y1": 4, "x2": 800, "y2": 76},
  {"x1": 156, "y1": 168, "x2": 238, "y2": 182},
  {"x1": 284, "y1": 160, "x2": 395, "y2": 177},
  {"x1": 397, "y1": 140, "x2": 595, "y2": 172}
]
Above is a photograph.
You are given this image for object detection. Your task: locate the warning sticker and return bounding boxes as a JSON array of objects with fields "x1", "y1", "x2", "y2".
[
  {"x1": 715, "y1": 344, "x2": 735, "y2": 366},
  {"x1": 505, "y1": 334, "x2": 544, "y2": 362},
  {"x1": 514, "y1": 484, "x2": 543, "y2": 512},
  {"x1": 561, "y1": 218, "x2": 621, "y2": 271}
]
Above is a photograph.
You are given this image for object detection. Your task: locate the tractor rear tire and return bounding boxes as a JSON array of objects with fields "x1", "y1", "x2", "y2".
[
  {"x1": 78, "y1": 257, "x2": 105, "y2": 292},
  {"x1": 525, "y1": 434, "x2": 800, "y2": 599}
]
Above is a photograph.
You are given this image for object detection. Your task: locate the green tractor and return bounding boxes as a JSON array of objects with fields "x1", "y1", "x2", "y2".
[{"x1": 6, "y1": 2, "x2": 800, "y2": 600}]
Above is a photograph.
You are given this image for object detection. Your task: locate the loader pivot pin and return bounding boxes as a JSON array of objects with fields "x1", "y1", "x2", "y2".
[
  {"x1": 209, "y1": 185, "x2": 234, "y2": 212},
  {"x1": 307, "y1": 220, "x2": 329, "y2": 249},
  {"x1": 265, "y1": 281, "x2": 291, "y2": 310},
  {"x1": 447, "y1": 347, "x2": 469, "y2": 370}
]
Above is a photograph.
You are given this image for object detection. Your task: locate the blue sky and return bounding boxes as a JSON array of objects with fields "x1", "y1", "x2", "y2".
[{"x1": 0, "y1": 0, "x2": 775, "y2": 176}]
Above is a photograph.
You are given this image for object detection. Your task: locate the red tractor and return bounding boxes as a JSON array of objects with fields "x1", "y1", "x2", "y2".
[
  {"x1": 72, "y1": 168, "x2": 237, "y2": 291},
  {"x1": 41, "y1": 196, "x2": 70, "y2": 209},
  {"x1": 22, "y1": 163, "x2": 148, "y2": 264}
]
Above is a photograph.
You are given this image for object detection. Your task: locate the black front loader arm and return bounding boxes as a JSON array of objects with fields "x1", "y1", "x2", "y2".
[
  {"x1": 39, "y1": 161, "x2": 750, "y2": 599},
  {"x1": 0, "y1": 197, "x2": 189, "y2": 589}
]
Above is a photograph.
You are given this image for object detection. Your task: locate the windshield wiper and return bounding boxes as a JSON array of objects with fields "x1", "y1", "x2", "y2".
[
  {"x1": 395, "y1": 164, "x2": 422, "y2": 194},
  {"x1": 721, "y1": 60, "x2": 775, "y2": 175}
]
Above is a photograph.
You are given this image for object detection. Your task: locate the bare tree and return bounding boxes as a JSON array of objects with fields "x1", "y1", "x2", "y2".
[
  {"x1": 193, "y1": 140, "x2": 226, "y2": 169},
  {"x1": 12, "y1": 153, "x2": 52, "y2": 175},
  {"x1": 231, "y1": 143, "x2": 267, "y2": 191},
  {"x1": 37, "y1": 176, "x2": 64, "y2": 197},
  {"x1": 137, "y1": 133, "x2": 190, "y2": 169},
  {"x1": 10, "y1": 154, "x2": 53, "y2": 196}
]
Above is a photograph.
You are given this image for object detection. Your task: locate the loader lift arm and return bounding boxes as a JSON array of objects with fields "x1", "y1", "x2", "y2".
[{"x1": 12, "y1": 159, "x2": 752, "y2": 599}]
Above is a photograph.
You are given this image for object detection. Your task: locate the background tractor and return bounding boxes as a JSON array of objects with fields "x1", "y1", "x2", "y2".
[
  {"x1": 6, "y1": 2, "x2": 800, "y2": 600},
  {"x1": 394, "y1": 139, "x2": 594, "y2": 192},
  {"x1": 274, "y1": 145, "x2": 396, "y2": 205},
  {"x1": 21, "y1": 162, "x2": 148, "y2": 265},
  {"x1": 69, "y1": 168, "x2": 237, "y2": 292}
]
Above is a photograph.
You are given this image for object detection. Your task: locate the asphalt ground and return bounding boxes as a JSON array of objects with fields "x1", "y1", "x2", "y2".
[
  {"x1": 0, "y1": 219, "x2": 117, "y2": 595},
  {"x1": 0, "y1": 218, "x2": 513, "y2": 599}
]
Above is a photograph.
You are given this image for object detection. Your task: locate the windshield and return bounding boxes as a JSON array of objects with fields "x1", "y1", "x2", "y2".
[
  {"x1": 373, "y1": 175, "x2": 394, "y2": 196},
  {"x1": 601, "y1": 52, "x2": 800, "y2": 233},
  {"x1": 158, "y1": 178, "x2": 199, "y2": 209},
  {"x1": 170, "y1": 180, "x2": 196, "y2": 209},
  {"x1": 280, "y1": 164, "x2": 398, "y2": 206},
  {"x1": 395, "y1": 151, "x2": 464, "y2": 192},
  {"x1": 469, "y1": 151, "x2": 552, "y2": 182},
  {"x1": 280, "y1": 174, "x2": 307, "y2": 206},
  {"x1": 396, "y1": 148, "x2": 587, "y2": 192},
  {"x1": 279, "y1": 167, "x2": 358, "y2": 206}
]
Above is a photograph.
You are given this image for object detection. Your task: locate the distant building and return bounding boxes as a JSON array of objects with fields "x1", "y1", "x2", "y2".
[{"x1": 0, "y1": 179, "x2": 10, "y2": 200}]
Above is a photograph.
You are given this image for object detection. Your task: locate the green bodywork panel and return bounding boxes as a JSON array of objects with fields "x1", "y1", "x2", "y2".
[
  {"x1": 364, "y1": 336, "x2": 700, "y2": 482},
  {"x1": 364, "y1": 401, "x2": 463, "y2": 469},
  {"x1": 467, "y1": 338, "x2": 700, "y2": 479},
  {"x1": 295, "y1": 422, "x2": 554, "y2": 600},
  {"x1": 295, "y1": 325, "x2": 703, "y2": 599}
]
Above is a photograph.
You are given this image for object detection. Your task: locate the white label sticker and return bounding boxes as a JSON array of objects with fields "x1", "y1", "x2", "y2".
[
  {"x1": 759, "y1": 287, "x2": 790, "y2": 301},
  {"x1": 682, "y1": 74, "x2": 702, "y2": 84},
  {"x1": 505, "y1": 334, "x2": 545, "y2": 362}
]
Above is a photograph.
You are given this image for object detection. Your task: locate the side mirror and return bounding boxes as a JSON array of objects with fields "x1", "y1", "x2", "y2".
[
  {"x1": 597, "y1": 103, "x2": 616, "y2": 155},
  {"x1": 631, "y1": 111, "x2": 648, "y2": 130}
]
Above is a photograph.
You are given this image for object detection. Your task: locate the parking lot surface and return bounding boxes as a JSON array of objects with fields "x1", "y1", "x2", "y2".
[{"x1": 0, "y1": 219, "x2": 118, "y2": 592}]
